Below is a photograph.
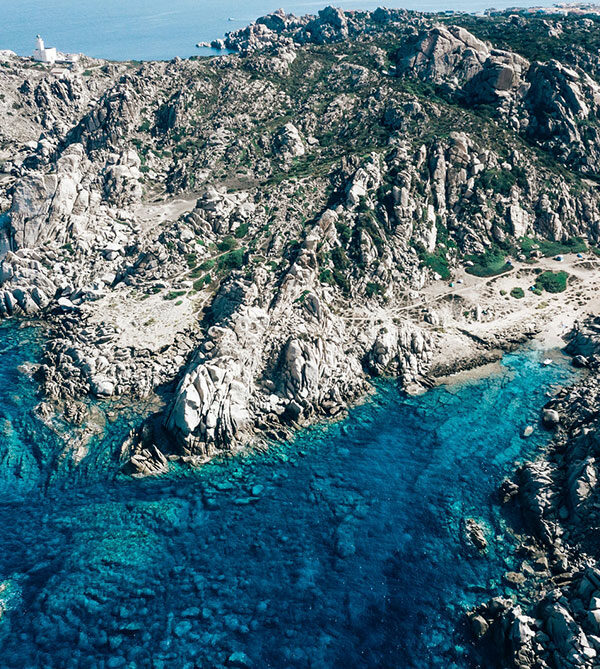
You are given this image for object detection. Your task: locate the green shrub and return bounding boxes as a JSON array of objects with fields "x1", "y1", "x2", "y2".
[
  {"x1": 423, "y1": 252, "x2": 450, "y2": 280},
  {"x1": 335, "y1": 221, "x2": 352, "y2": 246},
  {"x1": 234, "y1": 223, "x2": 249, "y2": 239},
  {"x1": 510, "y1": 287, "x2": 525, "y2": 299},
  {"x1": 520, "y1": 236, "x2": 587, "y2": 258},
  {"x1": 185, "y1": 253, "x2": 197, "y2": 269},
  {"x1": 319, "y1": 269, "x2": 334, "y2": 285},
  {"x1": 218, "y1": 249, "x2": 245, "y2": 271},
  {"x1": 193, "y1": 275, "x2": 211, "y2": 291},
  {"x1": 478, "y1": 168, "x2": 516, "y2": 197},
  {"x1": 164, "y1": 290, "x2": 185, "y2": 301},
  {"x1": 191, "y1": 259, "x2": 215, "y2": 276},
  {"x1": 332, "y1": 269, "x2": 349, "y2": 292},
  {"x1": 366, "y1": 282, "x2": 384, "y2": 298},
  {"x1": 294, "y1": 289, "x2": 310, "y2": 304},
  {"x1": 331, "y1": 246, "x2": 349, "y2": 271},
  {"x1": 465, "y1": 246, "x2": 512, "y2": 277},
  {"x1": 539, "y1": 237, "x2": 587, "y2": 257},
  {"x1": 535, "y1": 270, "x2": 568, "y2": 293},
  {"x1": 217, "y1": 236, "x2": 237, "y2": 252},
  {"x1": 415, "y1": 242, "x2": 450, "y2": 280}
]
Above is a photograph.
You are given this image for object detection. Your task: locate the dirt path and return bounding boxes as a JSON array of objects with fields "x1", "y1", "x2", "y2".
[
  {"x1": 344, "y1": 253, "x2": 600, "y2": 322},
  {"x1": 134, "y1": 195, "x2": 199, "y2": 234}
]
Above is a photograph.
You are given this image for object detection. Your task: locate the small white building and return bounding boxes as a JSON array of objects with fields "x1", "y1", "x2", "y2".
[{"x1": 33, "y1": 35, "x2": 57, "y2": 65}]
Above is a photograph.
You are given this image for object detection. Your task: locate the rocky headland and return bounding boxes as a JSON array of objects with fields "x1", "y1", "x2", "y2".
[{"x1": 4, "y1": 5, "x2": 600, "y2": 667}]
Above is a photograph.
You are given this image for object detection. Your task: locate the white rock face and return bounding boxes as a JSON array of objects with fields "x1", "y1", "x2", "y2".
[
  {"x1": 91, "y1": 376, "x2": 115, "y2": 398},
  {"x1": 346, "y1": 155, "x2": 382, "y2": 208},
  {"x1": 276, "y1": 122, "x2": 305, "y2": 159},
  {"x1": 167, "y1": 359, "x2": 251, "y2": 456},
  {"x1": 9, "y1": 143, "x2": 92, "y2": 250},
  {"x1": 164, "y1": 189, "x2": 432, "y2": 457},
  {"x1": 400, "y1": 26, "x2": 490, "y2": 85},
  {"x1": 508, "y1": 202, "x2": 532, "y2": 238},
  {"x1": 194, "y1": 187, "x2": 255, "y2": 235},
  {"x1": 568, "y1": 456, "x2": 597, "y2": 515},
  {"x1": 367, "y1": 322, "x2": 430, "y2": 378},
  {"x1": 543, "y1": 408, "x2": 560, "y2": 426}
]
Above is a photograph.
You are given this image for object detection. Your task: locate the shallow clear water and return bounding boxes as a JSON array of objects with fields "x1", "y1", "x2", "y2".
[
  {"x1": 0, "y1": 320, "x2": 579, "y2": 668},
  {"x1": 0, "y1": 0, "x2": 576, "y2": 61}
]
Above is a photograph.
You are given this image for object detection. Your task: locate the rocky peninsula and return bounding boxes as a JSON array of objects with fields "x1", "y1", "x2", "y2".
[{"x1": 3, "y1": 5, "x2": 600, "y2": 667}]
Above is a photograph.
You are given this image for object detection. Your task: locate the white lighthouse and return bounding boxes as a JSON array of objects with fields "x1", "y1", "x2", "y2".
[{"x1": 33, "y1": 35, "x2": 57, "y2": 65}]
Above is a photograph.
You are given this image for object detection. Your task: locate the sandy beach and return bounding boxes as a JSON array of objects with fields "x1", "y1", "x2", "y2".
[{"x1": 421, "y1": 252, "x2": 600, "y2": 379}]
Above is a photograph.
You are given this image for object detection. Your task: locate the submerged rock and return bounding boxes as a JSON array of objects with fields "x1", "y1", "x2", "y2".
[
  {"x1": 522, "y1": 425, "x2": 534, "y2": 438},
  {"x1": 463, "y1": 517, "x2": 488, "y2": 552},
  {"x1": 227, "y1": 651, "x2": 252, "y2": 668},
  {"x1": 468, "y1": 612, "x2": 489, "y2": 639}
]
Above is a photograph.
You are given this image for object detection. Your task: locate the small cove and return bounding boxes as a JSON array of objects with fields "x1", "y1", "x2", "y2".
[{"x1": 0, "y1": 320, "x2": 580, "y2": 667}]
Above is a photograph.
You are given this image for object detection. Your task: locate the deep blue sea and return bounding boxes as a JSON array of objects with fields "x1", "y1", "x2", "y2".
[
  {"x1": 0, "y1": 0, "x2": 589, "y2": 61},
  {"x1": 0, "y1": 319, "x2": 580, "y2": 667}
]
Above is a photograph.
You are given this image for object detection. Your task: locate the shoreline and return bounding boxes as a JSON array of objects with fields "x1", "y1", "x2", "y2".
[
  {"x1": 3, "y1": 249, "x2": 595, "y2": 484},
  {"x1": 7, "y1": 268, "x2": 586, "y2": 475},
  {"x1": 0, "y1": 1, "x2": 589, "y2": 64}
]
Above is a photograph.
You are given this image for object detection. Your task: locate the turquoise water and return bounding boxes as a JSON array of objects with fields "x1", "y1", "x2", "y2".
[
  {"x1": 0, "y1": 0, "x2": 583, "y2": 61},
  {"x1": 0, "y1": 319, "x2": 580, "y2": 667}
]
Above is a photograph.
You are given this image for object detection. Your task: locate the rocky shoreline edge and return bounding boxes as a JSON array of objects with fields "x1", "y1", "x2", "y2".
[
  {"x1": 26, "y1": 297, "x2": 540, "y2": 473},
  {"x1": 466, "y1": 318, "x2": 600, "y2": 669},
  {"x1": 12, "y1": 289, "x2": 598, "y2": 669}
]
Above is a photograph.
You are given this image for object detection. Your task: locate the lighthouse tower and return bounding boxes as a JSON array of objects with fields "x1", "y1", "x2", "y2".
[{"x1": 33, "y1": 35, "x2": 57, "y2": 64}]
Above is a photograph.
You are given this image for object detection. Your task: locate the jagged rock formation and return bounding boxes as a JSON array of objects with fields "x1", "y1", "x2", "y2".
[
  {"x1": 468, "y1": 317, "x2": 600, "y2": 668},
  {"x1": 396, "y1": 24, "x2": 600, "y2": 177},
  {"x1": 4, "y1": 12, "x2": 600, "y2": 666},
  {"x1": 1, "y1": 10, "x2": 600, "y2": 453}
]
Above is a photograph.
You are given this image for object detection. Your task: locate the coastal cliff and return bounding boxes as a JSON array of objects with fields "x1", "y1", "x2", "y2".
[{"x1": 3, "y1": 7, "x2": 600, "y2": 666}]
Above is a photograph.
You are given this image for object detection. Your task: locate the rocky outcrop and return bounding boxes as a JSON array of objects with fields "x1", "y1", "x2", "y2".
[
  {"x1": 8, "y1": 143, "x2": 92, "y2": 250},
  {"x1": 396, "y1": 23, "x2": 600, "y2": 177},
  {"x1": 164, "y1": 230, "x2": 432, "y2": 456},
  {"x1": 524, "y1": 61, "x2": 600, "y2": 172},
  {"x1": 275, "y1": 123, "x2": 305, "y2": 162},
  {"x1": 396, "y1": 26, "x2": 491, "y2": 85},
  {"x1": 471, "y1": 319, "x2": 600, "y2": 667},
  {"x1": 215, "y1": 6, "x2": 409, "y2": 53},
  {"x1": 366, "y1": 323, "x2": 430, "y2": 379}
]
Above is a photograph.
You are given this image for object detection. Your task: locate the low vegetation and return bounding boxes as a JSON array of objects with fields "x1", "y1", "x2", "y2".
[
  {"x1": 535, "y1": 270, "x2": 569, "y2": 293},
  {"x1": 519, "y1": 236, "x2": 587, "y2": 258},
  {"x1": 465, "y1": 246, "x2": 512, "y2": 278}
]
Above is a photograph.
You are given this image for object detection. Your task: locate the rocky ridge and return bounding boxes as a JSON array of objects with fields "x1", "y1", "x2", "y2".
[
  {"x1": 3, "y1": 11, "x2": 600, "y2": 665},
  {"x1": 2, "y1": 10, "x2": 600, "y2": 458}
]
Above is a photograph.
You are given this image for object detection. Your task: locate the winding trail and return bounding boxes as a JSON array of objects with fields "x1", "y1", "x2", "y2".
[{"x1": 343, "y1": 253, "x2": 600, "y2": 322}]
